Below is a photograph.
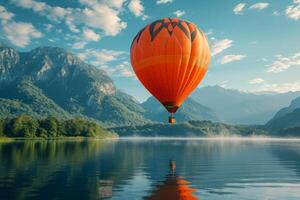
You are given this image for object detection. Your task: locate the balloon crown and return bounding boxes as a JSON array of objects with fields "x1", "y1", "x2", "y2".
[{"x1": 132, "y1": 18, "x2": 200, "y2": 45}]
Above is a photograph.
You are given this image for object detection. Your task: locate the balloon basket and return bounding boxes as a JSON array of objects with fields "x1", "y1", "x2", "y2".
[{"x1": 168, "y1": 117, "x2": 176, "y2": 124}]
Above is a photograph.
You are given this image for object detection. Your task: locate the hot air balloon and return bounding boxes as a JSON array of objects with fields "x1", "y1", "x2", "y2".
[{"x1": 130, "y1": 18, "x2": 210, "y2": 123}]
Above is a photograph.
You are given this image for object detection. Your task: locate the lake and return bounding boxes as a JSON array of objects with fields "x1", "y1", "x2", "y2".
[{"x1": 1, "y1": 138, "x2": 300, "y2": 200}]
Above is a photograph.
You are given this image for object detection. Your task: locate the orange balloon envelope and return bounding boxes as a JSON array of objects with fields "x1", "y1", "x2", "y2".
[{"x1": 130, "y1": 18, "x2": 210, "y2": 122}]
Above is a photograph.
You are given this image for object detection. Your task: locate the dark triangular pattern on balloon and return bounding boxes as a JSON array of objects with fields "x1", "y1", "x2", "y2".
[
  {"x1": 133, "y1": 18, "x2": 199, "y2": 43},
  {"x1": 130, "y1": 27, "x2": 146, "y2": 50}
]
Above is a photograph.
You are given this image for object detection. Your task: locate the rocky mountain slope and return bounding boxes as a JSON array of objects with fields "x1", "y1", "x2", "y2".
[
  {"x1": 0, "y1": 43, "x2": 149, "y2": 126},
  {"x1": 265, "y1": 96, "x2": 300, "y2": 133}
]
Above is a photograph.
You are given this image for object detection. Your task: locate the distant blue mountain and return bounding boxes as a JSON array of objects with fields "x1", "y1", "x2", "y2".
[
  {"x1": 192, "y1": 85, "x2": 300, "y2": 125},
  {"x1": 142, "y1": 96, "x2": 218, "y2": 122}
]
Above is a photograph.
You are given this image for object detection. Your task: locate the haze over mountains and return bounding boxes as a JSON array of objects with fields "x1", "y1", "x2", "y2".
[
  {"x1": 0, "y1": 43, "x2": 300, "y2": 133},
  {"x1": 191, "y1": 86, "x2": 300, "y2": 125}
]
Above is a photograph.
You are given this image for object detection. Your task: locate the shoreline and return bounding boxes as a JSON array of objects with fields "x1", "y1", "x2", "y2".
[
  {"x1": 1, "y1": 136, "x2": 300, "y2": 142},
  {"x1": 118, "y1": 136, "x2": 300, "y2": 141},
  {"x1": 0, "y1": 136, "x2": 118, "y2": 142}
]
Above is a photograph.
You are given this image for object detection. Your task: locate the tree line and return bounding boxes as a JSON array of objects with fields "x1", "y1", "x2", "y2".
[{"x1": 0, "y1": 115, "x2": 115, "y2": 138}]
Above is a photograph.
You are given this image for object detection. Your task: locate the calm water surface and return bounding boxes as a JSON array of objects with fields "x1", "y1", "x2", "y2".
[{"x1": 1, "y1": 139, "x2": 300, "y2": 200}]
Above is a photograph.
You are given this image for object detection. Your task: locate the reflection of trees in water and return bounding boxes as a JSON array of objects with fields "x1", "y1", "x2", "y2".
[{"x1": 0, "y1": 140, "x2": 146, "y2": 200}]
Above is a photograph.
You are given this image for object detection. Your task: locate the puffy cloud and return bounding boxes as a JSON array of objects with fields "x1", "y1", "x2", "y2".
[
  {"x1": 249, "y1": 78, "x2": 265, "y2": 84},
  {"x1": 76, "y1": 49, "x2": 133, "y2": 77},
  {"x1": 128, "y1": 0, "x2": 144, "y2": 17},
  {"x1": 10, "y1": 0, "x2": 127, "y2": 36},
  {"x1": 0, "y1": 5, "x2": 14, "y2": 21},
  {"x1": 83, "y1": 28, "x2": 101, "y2": 42},
  {"x1": 211, "y1": 39, "x2": 233, "y2": 56},
  {"x1": 249, "y1": 3, "x2": 269, "y2": 11},
  {"x1": 78, "y1": 49, "x2": 125, "y2": 66},
  {"x1": 220, "y1": 80, "x2": 228, "y2": 88},
  {"x1": 44, "y1": 23, "x2": 53, "y2": 32},
  {"x1": 156, "y1": 0, "x2": 173, "y2": 5},
  {"x1": 2, "y1": 21, "x2": 42, "y2": 47},
  {"x1": 233, "y1": 3, "x2": 246, "y2": 15},
  {"x1": 80, "y1": 2, "x2": 127, "y2": 36},
  {"x1": 173, "y1": 10, "x2": 185, "y2": 17},
  {"x1": 286, "y1": 0, "x2": 300, "y2": 20},
  {"x1": 255, "y1": 82, "x2": 300, "y2": 93},
  {"x1": 10, "y1": 0, "x2": 46, "y2": 12},
  {"x1": 0, "y1": 5, "x2": 42, "y2": 47},
  {"x1": 72, "y1": 41, "x2": 87, "y2": 49},
  {"x1": 220, "y1": 54, "x2": 246, "y2": 64},
  {"x1": 267, "y1": 52, "x2": 300, "y2": 73},
  {"x1": 111, "y1": 61, "x2": 135, "y2": 77}
]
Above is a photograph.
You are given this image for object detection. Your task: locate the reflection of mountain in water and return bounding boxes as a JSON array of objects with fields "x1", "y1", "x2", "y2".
[
  {"x1": 270, "y1": 143, "x2": 300, "y2": 177},
  {"x1": 0, "y1": 141, "x2": 145, "y2": 200},
  {"x1": 1, "y1": 140, "x2": 300, "y2": 200}
]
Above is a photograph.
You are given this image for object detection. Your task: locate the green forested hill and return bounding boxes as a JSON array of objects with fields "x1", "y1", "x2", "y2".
[{"x1": 0, "y1": 44, "x2": 149, "y2": 126}]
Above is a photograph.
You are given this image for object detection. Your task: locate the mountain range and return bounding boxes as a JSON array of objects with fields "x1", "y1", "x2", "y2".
[
  {"x1": 0, "y1": 42, "x2": 300, "y2": 132},
  {"x1": 191, "y1": 86, "x2": 300, "y2": 125}
]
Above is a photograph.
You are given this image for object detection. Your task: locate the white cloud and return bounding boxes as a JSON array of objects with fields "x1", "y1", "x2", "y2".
[
  {"x1": 78, "y1": 49, "x2": 125, "y2": 66},
  {"x1": 83, "y1": 28, "x2": 101, "y2": 41},
  {"x1": 286, "y1": 0, "x2": 300, "y2": 20},
  {"x1": 76, "y1": 48, "x2": 133, "y2": 77},
  {"x1": 156, "y1": 0, "x2": 173, "y2": 4},
  {"x1": 72, "y1": 41, "x2": 87, "y2": 49},
  {"x1": 256, "y1": 82, "x2": 300, "y2": 93},
  {"x1": 0, "y1": 5, "x2": 42, "y2": 48},
  {"x1": 0, "y1": 5, "x2": 14, "y2": 21},
  {"x1": 173, "y1": 10, "x2": 185, "y2": 17},
  {"x1": 267, "y1": 52, "x2": 300, "y2": 73},
  {"x1": 233, "y1": 3, "x2": 246, "y2": 15},
  {"x1": 10, "y1": 0, "x2": 127, "y2": 36},
  {"x1": 211, "y1": 39, "x2": 233, "y2": 56},
  {"x1": 128, "y1": 0, "x2": 144, "y2": 17},
  {"x1": 249, "y1": 78, "x2": 265, "y2": 84},
  {"x1": 220, "y1": 54, "x2": 246, "y2": 64},
  {"x1": 80, "y1": 2, "x2": 127, "y2": 36},
  {"x1": 10, "y1": 0, "x2": 47, "y2": 12},
  {"x1": 2, "y1": 21, "x2": 42, "y2": 47},
  {"x1": 272, "y1": 11, "x2": 281, "y2": 16},
  {"x1": 44, "y1": 23, "x2": 53, "y2": 32},
  {"x1": 220, "y1": 80, "x2": 228, "y2": 88},
  {"x1": 250, "y1": 3, "x2": 269, "y2": 11},
  {"x1": 141, "y1": 15, "x2": 150, "y2": 21},
  {"x1": 112, "y1": 61, "x2": 135, "y2": 77}
]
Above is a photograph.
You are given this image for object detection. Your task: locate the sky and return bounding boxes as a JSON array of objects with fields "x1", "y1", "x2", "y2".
[{"x1": 0, "y1": 0, "x2": 300, "y2": 102}]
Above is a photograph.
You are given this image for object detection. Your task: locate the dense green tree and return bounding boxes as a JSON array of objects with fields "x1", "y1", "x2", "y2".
[
  {"x1": 39, "y1": 117, "x2": 60, "y2": 137},
  {"x1": 8, "y1": 115, "x2": 38, "y2": 137},
  {"x1": 1, "y1": 115, "x2": 115, "y2": 138},
  {"x1": 0, "y1": 119, "x2": 4, "y2": 136}
]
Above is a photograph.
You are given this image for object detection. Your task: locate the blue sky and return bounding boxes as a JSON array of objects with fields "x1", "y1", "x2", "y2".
[{"x1": 0, "y1": 0, "x2": 300, "y2": 101}]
